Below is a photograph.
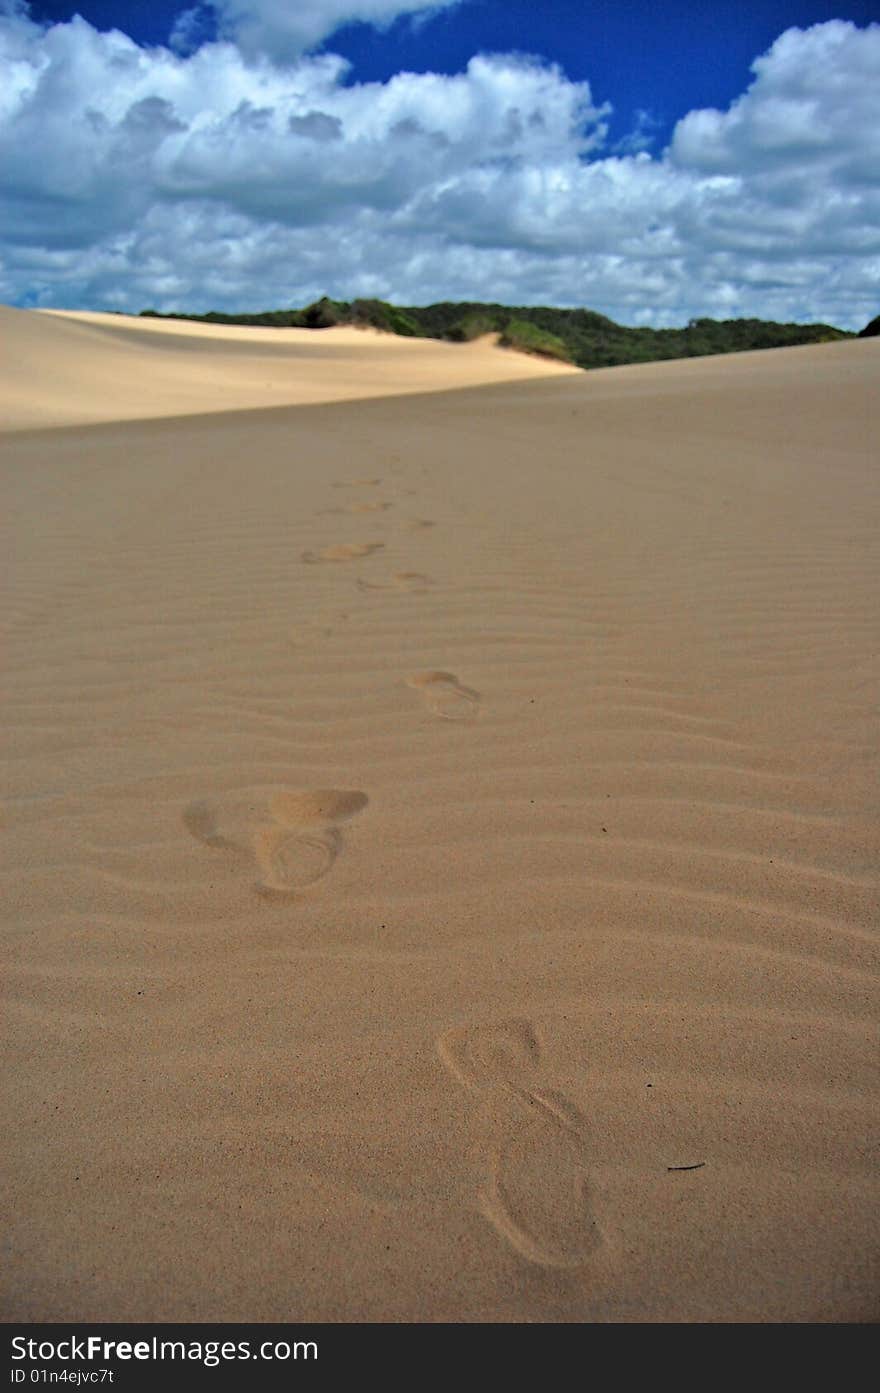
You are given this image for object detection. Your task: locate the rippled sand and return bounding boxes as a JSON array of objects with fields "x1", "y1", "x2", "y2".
[{"x1": 2, "y1": 309, "x2": 877, "y2": 1321}]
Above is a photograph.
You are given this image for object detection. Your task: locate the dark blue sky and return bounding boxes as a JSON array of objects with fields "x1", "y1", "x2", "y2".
[{"x1": 28, "y1": 0, "x2": 880, "y2": 147}]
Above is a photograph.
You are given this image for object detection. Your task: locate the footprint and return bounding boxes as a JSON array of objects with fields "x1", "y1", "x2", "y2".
[
  {"x1": 253, "y1": 823, "x2": 342, "y2": 896},
  {"x1": 479, "y1": 1131, "x2": 601, "y2": 1270},
  {"x1": 332, "y1": 478, "x2": 382, "y2": 488},
  {"x1": 438, "y1": 1019, "x2": 601, "y2": 1270},
  {"x1": 406, "y1": 670, "x2": 480, "y2": 721},
  {"x1": 182, "y1": 787, "x2": 367, "y2": 898},
  {"x1": 438, "y1": 1018, "x2": 539, "y2": 1092},
  {"x1": 357, "y1": 572, "x2": 433, "y2": 594},
  {"x1": 405, "y1": 518, "x2": 436, "y2": 531},
  {"x1": 393, "y1": 572, "x2": 432, "y2": 593},
  {"x1": 302, "y1": 543, "x2": 384, "y2": 564}
]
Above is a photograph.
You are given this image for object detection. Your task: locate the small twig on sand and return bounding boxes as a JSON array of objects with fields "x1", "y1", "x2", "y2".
[{"x1": 667, "y1": 1162, "x2": 706, "y2": 1171}]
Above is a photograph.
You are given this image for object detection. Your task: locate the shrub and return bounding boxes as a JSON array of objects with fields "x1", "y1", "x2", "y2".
[
  {"x1": 445, "y1": 313, "x2": 497, "y2": 342},
  {"x1": 499, "y1": 319, "x2": 573, "y2": 362},
  {"x1": 301, "y1": 297, "x2": 345, "y2": 328}
]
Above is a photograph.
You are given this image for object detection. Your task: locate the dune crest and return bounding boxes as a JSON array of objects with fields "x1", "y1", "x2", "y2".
[{"x1": 0, "y1": 305, "x2": 578, "y2": 432}]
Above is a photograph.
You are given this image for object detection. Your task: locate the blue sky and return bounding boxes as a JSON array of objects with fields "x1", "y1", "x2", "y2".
[
  {"x1": 28, "y1": 0, "x2": 880, "y2": 148},
  {"x1": 2, "y1": 1, "x2": 879, "y2": 325}
]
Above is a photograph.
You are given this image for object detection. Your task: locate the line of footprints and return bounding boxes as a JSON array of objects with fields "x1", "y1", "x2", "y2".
[
  {"x1": 180, "y1": 477, "x2": 599, "y2": 1271},
  {"x1": 183, "y1": 475, "x2": 480, "y2": 898}
]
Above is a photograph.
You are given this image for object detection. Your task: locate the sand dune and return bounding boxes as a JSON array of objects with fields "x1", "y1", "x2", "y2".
[
  {"x1": 1, "y1": 309, "x2": 878, "y2": 1321},
  {"x1": 0, "y1": 305, "x2": 578, "y2": 431}
]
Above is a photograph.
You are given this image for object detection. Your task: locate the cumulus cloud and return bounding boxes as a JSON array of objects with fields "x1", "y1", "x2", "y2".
[
  {"x1": 0, "y1": 7, "x2": 878, "y2": 327},
  {"x1": 169, "y1": 7, "x2": 214, "y2": 56},
  {"x1": 191, "y1": 1, "x2": 462, "y2": 62}
]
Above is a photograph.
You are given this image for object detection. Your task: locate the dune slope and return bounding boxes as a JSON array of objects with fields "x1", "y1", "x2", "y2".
[
  {"x1": 0, "y1": 306, "x2": 578, "y2": 431},
  {"x1": 1, "y1": 319, "x2": 878, "y2": 1321}
]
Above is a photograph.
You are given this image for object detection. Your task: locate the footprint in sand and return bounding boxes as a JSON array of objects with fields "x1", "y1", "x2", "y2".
[
  {"x1": 438, "y1": 1019, "x2": 601, "y2": 1269},
  {"x1": 405, "y1": 518, "x2": 436, "y2": 531},
  {"x1": 357, "y1": 571, "x2": 433, "y2": 595},
  {"x1": 302, "y1": 543, "x2": 384, "y2": 564},
  {"x1": 183, "y1": 787, "x2": 367, "y2": 898},
  {"x1": 392, "y1": 571, "x2": 432, "y2": 592},
  {"x1": 406, "y1": 670, "x2": 480, "y2": 721},
  {"x1": 332, "y1": 477, "x2": 382, "y2": 488}
]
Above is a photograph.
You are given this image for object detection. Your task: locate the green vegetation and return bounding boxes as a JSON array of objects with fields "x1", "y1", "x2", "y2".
[
  {"x1": 139, "y1": 297, "x2": 853, "y2": 369},
  {"x1": 443, "y1": 311, "x2": 495, "y2": 343},
  {"x1": 498, "y1": 318, "x2": 573, "y2": 362},
  {"x1": 858, "y1": 313, "x2": 879, "y2": 338}
]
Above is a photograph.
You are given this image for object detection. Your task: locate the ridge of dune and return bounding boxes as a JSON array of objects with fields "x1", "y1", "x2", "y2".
[
  {"x1": 1, "y1": 319, "x2": 878, "y2": 1321},
  {"x1": 0, "y1": 304, "x2": 578, "y2": 432}
]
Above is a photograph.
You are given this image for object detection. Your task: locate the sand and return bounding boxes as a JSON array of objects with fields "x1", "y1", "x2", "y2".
[
  {"x1": 1, "y1": 307, "x2": 878, "y2": 1322},
  {"x1": 0, "y1": 306, "x2": 579, "y2": 432}
]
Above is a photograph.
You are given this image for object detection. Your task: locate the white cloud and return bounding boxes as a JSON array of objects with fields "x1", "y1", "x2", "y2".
[
  {"x1": 169, "y1": 7, "x2": 214, "y2": 56},
  {"x1": 205, "y1": 1, "x2": 462, "y2": 62},
  {"x1": 671, "y1": 20, "x2": 880, "y2": 175},
  {"x1": 0, "y1": 9, "x2": 878, "y2": 328}
]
